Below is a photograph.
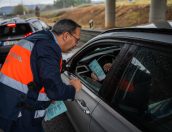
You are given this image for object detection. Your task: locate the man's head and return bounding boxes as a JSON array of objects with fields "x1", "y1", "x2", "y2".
[{"x1": 52, "y1": 19, "x2": 81, "y2": 52}]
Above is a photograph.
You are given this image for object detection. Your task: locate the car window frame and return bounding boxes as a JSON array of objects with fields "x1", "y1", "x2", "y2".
[
  {"x1": 100, "y1": 44, "x2": 137, "y2": 103},
  {"x1": 67, "y1": 39, "x2": 131, "y2": 98}
]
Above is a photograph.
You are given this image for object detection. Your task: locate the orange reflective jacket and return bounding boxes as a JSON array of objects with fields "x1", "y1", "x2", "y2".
[{"x1": 0, "y1": 39, "x2": 62, "y2": 118}]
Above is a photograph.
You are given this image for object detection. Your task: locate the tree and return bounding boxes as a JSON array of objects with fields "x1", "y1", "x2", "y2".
[{"x1": 13, "y1": 4, "x2": 27, "y2": 15}]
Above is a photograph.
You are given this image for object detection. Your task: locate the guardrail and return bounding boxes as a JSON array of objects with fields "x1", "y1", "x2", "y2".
[{"x1": 80, "y1": 29, "x2": 103, "y2": 43}]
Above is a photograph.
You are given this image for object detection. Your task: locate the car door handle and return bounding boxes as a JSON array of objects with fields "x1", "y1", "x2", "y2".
[{"x1": 75, "y1": 99, "x2": 90, "y2": 115}]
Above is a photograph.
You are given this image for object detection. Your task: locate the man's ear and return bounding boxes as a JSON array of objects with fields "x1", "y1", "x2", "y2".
[
  {"x1": 63, "y1": 35, "x2": 65, "y2": 41},
  {"x1": 63, "y1": 32, "x2": 68, "y2": 41}
]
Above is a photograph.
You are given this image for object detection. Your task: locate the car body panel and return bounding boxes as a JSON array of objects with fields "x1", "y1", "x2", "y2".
[
  {"x1": 136, "y1": 21, "x2": 172, "y2": 29},
  {"x1": 61, "y1": 73, "x2": 101, "y2": 132},
  {"x1": 90, "y1": 100, "x2": 141, "y2": 132}
]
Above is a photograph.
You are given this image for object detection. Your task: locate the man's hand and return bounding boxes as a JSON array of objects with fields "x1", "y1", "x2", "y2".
[{"x1": 69, "y1": 78, "x2": 82, "y2": 92}]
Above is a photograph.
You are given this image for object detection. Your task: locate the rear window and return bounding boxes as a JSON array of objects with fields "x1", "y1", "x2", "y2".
[
  {"x1": 0, "y1": 23, "x2": 32, "y2": 39},
  {"x1": 32, "y1": 21, "x2": 44, "y2": 30}
]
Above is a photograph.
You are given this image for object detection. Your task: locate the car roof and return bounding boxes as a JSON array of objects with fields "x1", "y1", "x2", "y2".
[
  {"x1": 89, "y1": 28, "x2": 172, "y2": 46},
  {"x1": 26, "y1": 18, "x2": 40, "y2": 22},
  {"x1": 26, "y1": 18, "x2": 47, "y2": 25},
  {"x1": 136, "y1": 21, "x2": 172, "y2": 29},
  {"x1": 0, "y1": 17, "x2": 28, "y2": 25}
]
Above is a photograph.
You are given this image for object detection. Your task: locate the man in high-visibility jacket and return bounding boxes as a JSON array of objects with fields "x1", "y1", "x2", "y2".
[{"x1": 0, "y1": 19, "x2": 82, "y2": 132}]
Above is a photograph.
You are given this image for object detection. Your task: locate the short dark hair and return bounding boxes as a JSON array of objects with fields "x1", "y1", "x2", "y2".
[{"x1": 52, "y1": 19, "x2": 81, "y2": 35}]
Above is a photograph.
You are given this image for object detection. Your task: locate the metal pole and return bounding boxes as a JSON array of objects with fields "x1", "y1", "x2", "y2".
[
  {"x1": 105, "y1": 0, "x2": 115, "y2": 28},
  {"x1": 149, "y1": 0, "x2": 167, "y2": 23}
]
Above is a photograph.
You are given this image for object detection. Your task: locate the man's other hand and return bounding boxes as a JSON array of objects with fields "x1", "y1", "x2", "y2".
[{"x1": 69, "y1": 79, "x2": 82, "y2": 92}]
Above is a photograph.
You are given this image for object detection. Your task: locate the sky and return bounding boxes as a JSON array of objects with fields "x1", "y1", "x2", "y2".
[
  {"x1": 0, "y1": 0, "x2": 54, "y2": 7},
  {"x1": 0, "y1": 0, "x2": 104, "y2": 8}
]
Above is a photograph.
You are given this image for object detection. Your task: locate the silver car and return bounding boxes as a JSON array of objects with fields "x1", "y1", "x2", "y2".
[{"x1": 61, "y1": 28, "x2": 172, "y2": 132}]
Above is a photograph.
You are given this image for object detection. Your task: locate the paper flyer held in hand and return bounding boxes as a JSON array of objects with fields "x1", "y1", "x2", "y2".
[
  {"x1": 44, "y1": 101, "x2": 67, "y2": 121},
  {"x1": 89, "y1": 59, "x2": 106, "y2": 81}
]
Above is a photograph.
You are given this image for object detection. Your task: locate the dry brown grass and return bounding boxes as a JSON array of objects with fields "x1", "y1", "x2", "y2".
[{"x1": 40, "y1": 3, "x2": 172, "y2": 29}]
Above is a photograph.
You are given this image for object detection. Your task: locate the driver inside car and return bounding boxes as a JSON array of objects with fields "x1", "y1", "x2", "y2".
[
  {"x1": 89, "y1": 55, "x2": 114, "y2": 82},
  {"x1": 91, "y1": 62, "x2": 112, "y2": 81}
]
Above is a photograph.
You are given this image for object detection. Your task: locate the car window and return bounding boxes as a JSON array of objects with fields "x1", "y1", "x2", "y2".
[
  {"x1": 40, "y1": 21, "x2": 49, "y2": 29},
  {"x1": 31, "y1": 21, "x2": 43, "y2": 30},
  {"x1": 112, "y1": 46, "x2": 172, "y2": 132},
  {"x1": 73, "y1": 42, "x2": 123, "y2": 95},
  {"x1": 0, "y1": 24, "x2": 32, "y2": 39}
]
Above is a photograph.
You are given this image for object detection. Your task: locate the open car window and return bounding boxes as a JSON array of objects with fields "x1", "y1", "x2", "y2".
[{"x1": 72, "y1": 42, "x2": 123, "y2": 95}]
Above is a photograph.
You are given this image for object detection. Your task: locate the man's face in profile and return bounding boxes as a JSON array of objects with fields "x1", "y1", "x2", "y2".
[{"x1": 62, "y1": 27, "x2": 81, "y2": 53}]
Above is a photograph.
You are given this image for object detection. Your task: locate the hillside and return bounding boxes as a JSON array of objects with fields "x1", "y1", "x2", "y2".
[
  {"x1": 40, "y1": 3, "x2": 172, "y2": 29},
  {"x1": 0, "y1": 4, "x2": 49, "y2": 15}
]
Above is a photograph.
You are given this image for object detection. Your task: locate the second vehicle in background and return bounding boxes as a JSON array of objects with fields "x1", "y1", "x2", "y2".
[{"x1": 0, "y1": 17, "x2": 50, "y2": 46}]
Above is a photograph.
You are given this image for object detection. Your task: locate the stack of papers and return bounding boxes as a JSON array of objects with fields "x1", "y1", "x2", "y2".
[{"x1": 44, "y1": 101, "x2": 67, "y2": 121}]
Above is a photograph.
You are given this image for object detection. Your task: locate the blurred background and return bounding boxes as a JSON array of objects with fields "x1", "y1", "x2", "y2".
[{"x1": 0, "y1": 0, "x2": 172, "y2": 29}]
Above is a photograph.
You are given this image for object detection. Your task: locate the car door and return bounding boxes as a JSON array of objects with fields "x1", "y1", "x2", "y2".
[
  {"x1": 61, "y1": 73, "x2": 100, "y2": 132},
  {"x1": 90, "y1": 100, "x2": 141, "y2": 132},
  {"x1": 61, "y1": 39, "x2": 125, "y2": 132},
  {"x1": 92, "y1": 40, "x2": 172, "y2": 132},
  {"x1": 88, "y1": 44, "x2": 141, "y2": 132}
]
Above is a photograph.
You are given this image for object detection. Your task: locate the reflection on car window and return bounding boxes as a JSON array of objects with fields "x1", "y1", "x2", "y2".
[
  {"x1": 112, "y1": 47, "x2": 172, "y2": 132},
  {"x1": 74, "y1": 44, "x2": 122, "y2": 95},
  {"x1": 32, "y1": 21, "x2": 43, "y2": 30},
  {"x1": 40, "y1": 21, "x2": 49, "y2": 29}
]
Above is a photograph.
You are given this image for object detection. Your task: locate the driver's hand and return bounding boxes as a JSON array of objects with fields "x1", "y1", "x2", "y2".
[
  {"x1": 103, "y1": 63, "x2": 112, "y2": 72},
  {"x1": 69, "y1": 78, "x2": 82, "y2": 92}
]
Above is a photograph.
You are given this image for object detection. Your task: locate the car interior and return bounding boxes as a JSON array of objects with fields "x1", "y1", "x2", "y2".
[{"x1": 72, "y1": 44, "x2": 121, "y2": 94}]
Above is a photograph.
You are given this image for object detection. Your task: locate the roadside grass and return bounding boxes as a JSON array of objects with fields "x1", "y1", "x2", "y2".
[
  {"x1": 117, "y1": 0, "x2": 172, "y2": 5},
  {"x1": 37, "y1": 0, "x2": 172, "y2": 29},
  {"x1": 117, "y1": 0, "x2": 150, "y2": 5}
]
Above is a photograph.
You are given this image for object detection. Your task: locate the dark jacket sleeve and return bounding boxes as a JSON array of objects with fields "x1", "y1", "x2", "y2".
[{"x1": 32, "y1": 39, "x2": 76, "y2": 100}]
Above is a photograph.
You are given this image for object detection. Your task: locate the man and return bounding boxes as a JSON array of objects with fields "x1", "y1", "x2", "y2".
[{"x1": 0, "y1": 19, "x2": 82, "y2": 132}]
